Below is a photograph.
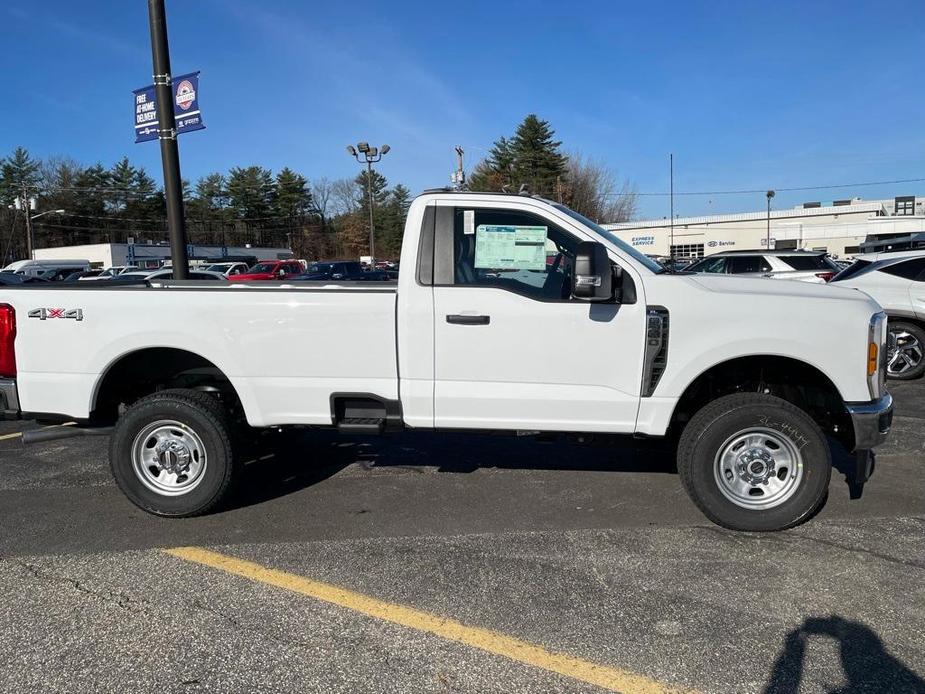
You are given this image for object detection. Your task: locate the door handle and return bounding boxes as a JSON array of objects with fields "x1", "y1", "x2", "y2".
[{"x1": 446, "y1": 314, "x2": 490, "y2": 325}]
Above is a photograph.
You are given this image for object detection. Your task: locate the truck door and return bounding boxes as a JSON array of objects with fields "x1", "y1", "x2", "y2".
[{"x1": 431, "y1": 202, "x2": 646, "y2": 432}]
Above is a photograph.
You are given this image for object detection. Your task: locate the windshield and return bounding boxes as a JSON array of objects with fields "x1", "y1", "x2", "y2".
[
  {"x1": 249, "y1": 263, "x2": 277, "y2": 273},
  {"x1": 831, "y1": 259, "x2": 873, "y2": 282},
  {"x1": 552, "y1": 204, "x2": 665, "y2": 273},
  {"x1": 306, "y1": 263, "x2": 335, "y2": 274},
  {"x1": 207, "y1": 264, "x2": 230, "y2": 272}
]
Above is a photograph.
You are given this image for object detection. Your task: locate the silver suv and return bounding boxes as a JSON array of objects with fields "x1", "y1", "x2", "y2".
[
  {"x1": 685, "y1": 250, "x2": 841, "y2": 284},
  {"x1": 831, "y1": 249, "x2": 925, "y2": 380}
]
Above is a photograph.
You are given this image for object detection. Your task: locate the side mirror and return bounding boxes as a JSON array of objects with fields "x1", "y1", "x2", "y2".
[
  {"x1": 277, "y1": 268, "x2": 286, "y2": 278},
  {"x1": 572, "y1": 241, "x2": 614, "y2": 301}
]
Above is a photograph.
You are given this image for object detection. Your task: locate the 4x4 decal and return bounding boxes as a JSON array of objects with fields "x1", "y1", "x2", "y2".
[{"x1": 28, "y1": 308, "x2": 84, "y2": 322}]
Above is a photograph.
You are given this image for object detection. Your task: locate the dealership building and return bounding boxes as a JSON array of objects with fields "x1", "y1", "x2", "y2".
[
  {"x1": 33, "y1": 242, "x2": 293, "y2": 270},
  {"x1": 603, "y1": 195, "x2": 925, "y2": 259}
]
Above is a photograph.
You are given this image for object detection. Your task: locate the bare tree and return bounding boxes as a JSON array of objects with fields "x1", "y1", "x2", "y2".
[
  {"x1": 562, "y1": 154, "x2": 638, "y2": 224},
  {"x1": 310, "y1": 176, "x2": 334, "y2": 224},
  {"x1": 330, "y1": 177, "x2": 361, "y2": 217}
]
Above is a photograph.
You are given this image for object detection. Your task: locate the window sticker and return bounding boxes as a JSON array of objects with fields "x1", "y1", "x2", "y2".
[
  {"x1": 464, "y1": 210, "x2": 475, "y2": 235},
  {"x1": 474, "y1": 225, "x2": 548, "y2": 270}
]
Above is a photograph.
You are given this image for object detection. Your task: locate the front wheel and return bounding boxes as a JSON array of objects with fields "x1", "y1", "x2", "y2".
[
  {"x1": 887, "y1": 321, "x2": 925, "y2": 380},
  {"x1": 109, "y1": 389, "x2": 237, "y2": 517},
  {"x1": 678, "y1": 393, "x2": 831, "y2": 531}
]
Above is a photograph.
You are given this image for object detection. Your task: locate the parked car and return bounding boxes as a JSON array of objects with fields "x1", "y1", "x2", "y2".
[
  {"x1": 233, "y1": 260, "x2": 304, "y2": 281},
  {"x1": 63, "y1": 270, "x2": 104, "y2": 282},
  {"x1": 205, "y1": 262, "x2": 250, "y2": 277},
  {"x1": 0, "y1": 190, "x2": 892, "y2": 532},
  {"x1": 2, "y1": 259, "x2": 92, "y2": 280},
  {"x1": 685, "y1": 250, "x2": 841, "y2": 283},
  {"x1": 95, "y1": 266, "x2": 140, "y2": 279},
  {"x1": 831, "y1": 250, "x2": 925, "y2": 380},
  {"x1": 0, "y1": 272, "x2": 46, "y2": 285},
  {"x1": 293, "y1": 261, "x2": 366, "y2": 281},
  {"x1": 118, "y1": 269, "x2": 228, "y2": 281}
]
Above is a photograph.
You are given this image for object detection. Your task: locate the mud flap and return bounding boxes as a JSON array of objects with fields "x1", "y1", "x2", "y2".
[{"x1": 848, "y1": 449, "x2": 876, "y2": 500}]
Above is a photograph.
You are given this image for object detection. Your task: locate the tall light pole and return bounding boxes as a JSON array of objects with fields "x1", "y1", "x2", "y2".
[
  {"x1": 28, "y1": 209, "x2": 66, "y2": 259},
  {"x1": 347, "y1": 142, "x2": 390, "y2": 266},
  {"x1": 766, "y1": 190, "x2": 775, "y2": 250},
  {"x1": 147, "y1": 0, "x2": 189, "y2": 279}
]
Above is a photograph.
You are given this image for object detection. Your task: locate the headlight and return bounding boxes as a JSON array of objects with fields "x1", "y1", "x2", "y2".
[{"x1": 867, "y1": 312, "x2": 887, "y2": 399}]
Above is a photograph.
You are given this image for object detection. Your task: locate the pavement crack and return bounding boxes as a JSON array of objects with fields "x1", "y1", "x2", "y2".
[
  {"x1": 694, "y1": 524, "x2": 925, "y2": 571},
  {"x1": 14, "y1": 561, "x2": 155, "y2": 613}
]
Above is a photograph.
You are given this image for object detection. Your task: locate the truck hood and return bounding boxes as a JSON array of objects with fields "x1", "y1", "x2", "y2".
[{"x1": 686, "y1": 274, "x2": 876, "y2": 306}]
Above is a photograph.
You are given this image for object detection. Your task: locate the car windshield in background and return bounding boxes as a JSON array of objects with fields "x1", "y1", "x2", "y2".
[
  {"x1": 779, "y1": 255, "x2": 838, "y2": 271},
  {"x1": 832, "y1": 259, "x2": 873, "y2": 282},
  {"x1": 306, "y1": 263, "x2": 335, "y2": 274},
  {"x1": 551, "y1": 204, "x2": 666, "y2": 274},
  {"x1": 249, "y1": 263, "x2": 276, "y2": 273}
]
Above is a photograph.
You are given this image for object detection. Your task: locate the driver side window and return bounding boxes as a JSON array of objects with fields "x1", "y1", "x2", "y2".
[{"x1": 451, "y1": 207, "x2": 583, "y2": 301}]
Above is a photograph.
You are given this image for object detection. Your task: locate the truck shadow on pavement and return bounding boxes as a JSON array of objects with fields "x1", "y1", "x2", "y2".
[
  {"x1": 234, "y1": 430, "x2": 677, "y2": 510},
  {"x1": 763, "y1": 616, "x2": 925, "y2": 694}
]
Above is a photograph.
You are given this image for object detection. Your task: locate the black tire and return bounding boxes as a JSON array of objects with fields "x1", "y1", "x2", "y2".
[
  {"x1": 677, "y1": 393, "x2": 831, "y2": 532},
  {"x1": 887, "y1": 321, "x2": 925, "y2": 381},
  {"x1": 109, "y1": 389, "x2": 237, "y2": 517}
]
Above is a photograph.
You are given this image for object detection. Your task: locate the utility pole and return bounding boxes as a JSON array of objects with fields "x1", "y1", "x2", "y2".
[
  {"x1": 22, "y1": 192, "x2": 35, "y2": 260},
  {"x1": 453, "y1": 146, "x2": 466, "y2": 190},
  {"x1": 147, "y1": 0, "x2": 189, "y2": 279},
  {"x1": 669, "y1": 154, "x2": 675, "y2": 263},
  {"x1": 766, "y1": 190, "x2": 776, "y2": 250}
]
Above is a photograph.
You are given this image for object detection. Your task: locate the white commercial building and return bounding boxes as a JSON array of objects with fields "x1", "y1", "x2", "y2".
[
  {"x1": 33, "y1": 242, "x2": 293, "y2": 270},
  {"x1": 604, "y1": 195, "x2": 925, "y2": 260}
]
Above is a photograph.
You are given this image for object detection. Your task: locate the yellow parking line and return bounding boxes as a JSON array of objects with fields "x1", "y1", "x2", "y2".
[
  {"x1": 165, "y1": 546, "x2": 696, "y2": 694},
  {"x1": 0, "y1": 431, "x2": 22, "y2": 441}
]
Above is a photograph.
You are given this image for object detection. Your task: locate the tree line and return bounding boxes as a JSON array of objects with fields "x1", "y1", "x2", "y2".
[
  {"x1": 0, "y1": 147, "x2": 410, "y2": 265},
  {"x1": 1, "y1": 114, "x2": 636, "y2": 266}
]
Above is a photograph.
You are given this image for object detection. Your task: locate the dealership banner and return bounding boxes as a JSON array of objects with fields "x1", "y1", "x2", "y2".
[{"x1": 133, "y1": 71, "x2": 205, "y2": 143}]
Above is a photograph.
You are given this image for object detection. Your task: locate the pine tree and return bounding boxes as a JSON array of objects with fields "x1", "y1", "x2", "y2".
[
  {"x1": 469, "y1": 115, "x2": 568, "y2": 198},
  {"x1": 509, "y1": 114, "x2": 568, "y2": 197},
  {"x1": 274, "y1": 167, "x2": 313, "y2": 220},
  {"x1": 0, "y1": 147, "x2": 41, "y2": 205}
]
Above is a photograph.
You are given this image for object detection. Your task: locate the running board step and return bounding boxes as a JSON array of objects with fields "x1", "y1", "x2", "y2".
[{"x1": 337, "y1": 417, "x2": 385, "y2": 434}]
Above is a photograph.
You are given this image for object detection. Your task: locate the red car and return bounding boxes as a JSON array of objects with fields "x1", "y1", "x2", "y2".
[{"x1": 233, "y1": 260, "x2": 304, "y2": 282}]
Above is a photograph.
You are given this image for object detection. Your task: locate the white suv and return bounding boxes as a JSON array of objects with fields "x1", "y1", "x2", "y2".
[
  {"x1": 831, "y1": 249, "x2": 925, "y2": 380},
  {"x1": 685, "y1": 250, "x2": 841, "y2": 283}
]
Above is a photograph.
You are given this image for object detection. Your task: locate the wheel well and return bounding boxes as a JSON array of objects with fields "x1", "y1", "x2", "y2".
[
  {"x1": 670, "y1": 355, "x2": 851, "y2": 445},
  {"x1": 92, "y1": 348, "x2": 242, "y2": 424},
  {"x1": 887, "y1": 314, "x2": 925, "y2": 330}
]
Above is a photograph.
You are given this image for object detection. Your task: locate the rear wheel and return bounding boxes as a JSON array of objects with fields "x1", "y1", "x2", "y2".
[
  {"x1": 887, "y1": 321, "x2": 925, "y2": 380},
  {"x1": 678, "y1": 393, "x2": 831, "y2": 531},
  {"x1": 109, "y1": 389, "x2": 237, "y2": 517}
]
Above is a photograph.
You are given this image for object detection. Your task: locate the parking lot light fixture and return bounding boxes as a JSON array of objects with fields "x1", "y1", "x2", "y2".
[{"x1": 347, "y1": 142, "x2": 391, "y2": 267}]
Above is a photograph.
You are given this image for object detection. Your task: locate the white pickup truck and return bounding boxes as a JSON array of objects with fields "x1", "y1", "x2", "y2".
[{"x1": 0, "y1": 191, "x2": 893, "y2": 531}]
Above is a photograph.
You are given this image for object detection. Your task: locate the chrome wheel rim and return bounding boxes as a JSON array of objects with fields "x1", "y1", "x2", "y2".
[
  {"x1": 887, "y1": 329, "x2": 923, "y2": 376},
  {"x1": 714, "y1": 427, "x2": 804, "y2": 510},
  {"x1": 131, "y1": 420, "x2": 207, "y2": 496}
]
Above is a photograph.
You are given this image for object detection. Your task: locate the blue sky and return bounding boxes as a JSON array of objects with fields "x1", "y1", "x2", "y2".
[{"x1": 1, "y1": 0, "x2": 923, "y2": 219}]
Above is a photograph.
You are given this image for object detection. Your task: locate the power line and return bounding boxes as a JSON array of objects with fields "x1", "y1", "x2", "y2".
[{"x1": 607, "y1": 177, "x2": 925, "y2": 197}]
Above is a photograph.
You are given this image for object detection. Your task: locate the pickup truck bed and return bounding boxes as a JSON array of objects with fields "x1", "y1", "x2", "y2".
[{"x1": 8, "y1": 281, "x2": 399, "y2": 427}]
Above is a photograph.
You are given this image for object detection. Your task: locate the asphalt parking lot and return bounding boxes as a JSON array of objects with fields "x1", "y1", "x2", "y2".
[{"x1": 1, "y1": 383, "x2": 923, "y2": 694}]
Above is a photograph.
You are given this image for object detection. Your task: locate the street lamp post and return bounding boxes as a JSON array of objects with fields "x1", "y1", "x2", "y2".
[
  {"x1": 347, "y1": 142, "x2": 390, "y2": 267},
  {"x1": 766, "y1": 190, "x2": 775, "y2": 250},
  {"x1": 20, "y1": 206, "x2": 65, "y2": 261}
]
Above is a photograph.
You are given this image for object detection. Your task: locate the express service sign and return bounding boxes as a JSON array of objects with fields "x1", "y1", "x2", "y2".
[{"x1": 133, "y1": 71, "x2": 205, "y2": 143}]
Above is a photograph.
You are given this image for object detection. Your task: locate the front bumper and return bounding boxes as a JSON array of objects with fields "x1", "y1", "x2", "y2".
[
  {"x1": 0, "y1": 378, "x2": 19, "y2": 420},
  {"x1": 845, "y1": 392, "x2": 893, "y2": 451}
]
